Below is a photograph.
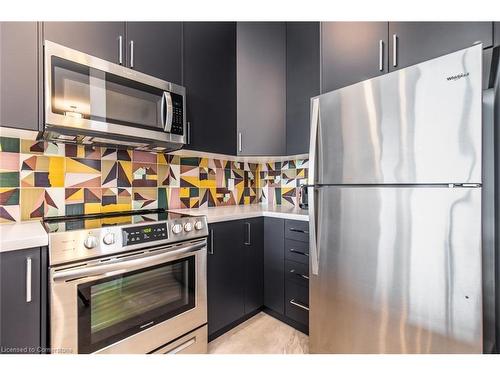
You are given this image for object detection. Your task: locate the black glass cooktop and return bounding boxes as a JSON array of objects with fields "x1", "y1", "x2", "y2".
[{"x1": 43, "y1": 209, "x2": 192, "y2": 233}]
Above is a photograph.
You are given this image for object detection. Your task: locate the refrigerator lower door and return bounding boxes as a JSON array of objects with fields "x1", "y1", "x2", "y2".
[{"x1": 309, "y1": 186, "x2": 482, "y2": 353}]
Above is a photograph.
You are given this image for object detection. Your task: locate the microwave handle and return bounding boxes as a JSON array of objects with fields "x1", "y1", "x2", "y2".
[{"x1": 161, "y1": 91, "x2": 173, "y2": 132}]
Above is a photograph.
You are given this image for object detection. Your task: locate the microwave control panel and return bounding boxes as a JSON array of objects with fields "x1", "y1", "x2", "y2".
[
  {"x1": 170, "y1": 93, "x2": 184, "y2": 136},
  {"x1": 122, "y1": 223, "x2": 168, "y2": 246}
]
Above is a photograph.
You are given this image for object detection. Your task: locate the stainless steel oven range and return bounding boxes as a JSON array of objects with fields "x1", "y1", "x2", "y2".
[{"x1": 45, "y1": 209, "x2": 208, "y2": 354}]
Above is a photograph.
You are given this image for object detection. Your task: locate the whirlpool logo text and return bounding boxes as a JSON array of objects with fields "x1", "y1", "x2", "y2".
[{"x1": 446, "y1": 72, "x2": 470, "y2": 81}]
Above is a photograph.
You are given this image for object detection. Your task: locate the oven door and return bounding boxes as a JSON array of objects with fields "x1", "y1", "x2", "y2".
[
  {"x1": 43, "y1": 40, "x2": 186, "y2": 150},
  {"x1": 50, "y1": 240, "x2": 207, "y2": 354}
]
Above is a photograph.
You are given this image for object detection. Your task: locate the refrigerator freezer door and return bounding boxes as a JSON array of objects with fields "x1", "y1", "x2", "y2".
[
  {"x1": 311, "y1": 44, "x2": 482, "y2": 185},
  {"x1": 309, "y1": 186, "x2": 482, "y2": 353}
]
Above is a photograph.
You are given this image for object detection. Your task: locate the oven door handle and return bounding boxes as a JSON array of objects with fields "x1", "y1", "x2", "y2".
[{"x1": 52, "y1": 240, "x2": 205, "y2": 283}]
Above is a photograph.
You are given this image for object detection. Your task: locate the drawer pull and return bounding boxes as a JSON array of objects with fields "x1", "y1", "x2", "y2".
[
  {"x1": 290, "y1": 299, "x2": 309, "y2": 311},
  {"x1": 289, "y1": 228, "x2": 309, "y2": 234},
  {"x1": 290, "y1": 269, "x2": 309, "y2": 280},
  {"x1": 289, "y1": 249, "x2": 309, "y2": 257}
]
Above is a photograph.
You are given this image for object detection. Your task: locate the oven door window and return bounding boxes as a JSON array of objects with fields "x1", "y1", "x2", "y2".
[
  {"x1": 77, "y1": 256, "x2": 195, "y2": 353},
  {"x1": 51, "y1": 56, "x2": 165, "y2": 131}
]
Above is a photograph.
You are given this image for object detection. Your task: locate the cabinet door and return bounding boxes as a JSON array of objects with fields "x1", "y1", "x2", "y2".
[
  {"x1": 389, "y1": 22, "x2": 493, "y2": 71},
  {"x1": 43, "y1": 22, "x2": 125, "y2": 63},
  {"x1": 126, "y1": 22, "x2": 182, "y2": 84},
  {"x1": 321, "y1": 22, "x2": 388, "y2": 93},
  {"x1": 207, "y1": 221, "x2": 245, "y2": 337},
  {"x1": 237, "y1": 22, "x2": 286, "y2": 156},
  {"x1": 243, "y1": 218, "x2": 264, "y2": 313},
  {"x1": 0, "y1": 248, "x2": 41, "y2": 353},
  {"x1": 263, "y1": 217, "x2": 285, "y2": 315},
  {"x1": 494, "y1": 22, "x2": 500, "y2": 47},
  {"x1": 0, "y1": 22, "x2": 39, "y2": 131},
  {"x1": 183, "y1": 22, "x2": 237, "y2": 154},
  {"x1": 286, "y1": 22, "x2": 320, "y2": 155}
]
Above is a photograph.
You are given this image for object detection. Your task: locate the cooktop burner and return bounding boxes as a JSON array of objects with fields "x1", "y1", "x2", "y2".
[{"x1": 45, "y1": 208, "x2": 208, "y2": 266}]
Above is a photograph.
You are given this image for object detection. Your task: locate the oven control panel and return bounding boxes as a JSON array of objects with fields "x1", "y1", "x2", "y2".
[{"x1": 122, "y1": 223, "x2": 168, "y2": 246}]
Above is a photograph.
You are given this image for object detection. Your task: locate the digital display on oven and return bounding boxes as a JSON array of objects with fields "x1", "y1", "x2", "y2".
[{"x1": 122, "y1": 223, "x2": 168, "y2": 246}]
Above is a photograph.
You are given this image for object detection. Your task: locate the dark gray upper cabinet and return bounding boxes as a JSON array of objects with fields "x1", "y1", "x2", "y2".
[
  {"x1": 286, "y1": 22, "x2": 320, "y2": 156},
  {"x1": 389, "y1": 22, "x2": 493, "y2": 71},
  {"x1": 0, "y1": 248, "x2": 41, "y2": 353},
  {"x1": 321, "y1": 22, "x2": 388, "y2": 93},
  {"x1": 494, "y1": 22, "x2": 500, "y2": 47},
  {"x1": 237, "y1": 22, "x2": 286, "y2": 156},
  {"x1": 243, "y1": 218, "x2": 264, "y2": 314},
  {"x1": 43, "y1": 22, "x2": 125, "y2": 64},
  {"x1": 126, "y1": 22, "x2": 182, "y2": 84},
  {"x1": 183, "y1": 22, "x2": 237, "y2": 155},
  {"x1": 0, "y1": 22, "x2": 39, "y2": 131}
]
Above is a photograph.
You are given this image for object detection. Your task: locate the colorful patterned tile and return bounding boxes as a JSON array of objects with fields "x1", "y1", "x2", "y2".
[
  {"x1": 44, "y1": 188, "x2": 65, "y2": 217},
  {"x1": 0, "y1": 137, "x2": 20, "y2": 153},
  {"x1": 132, "y1": 162, "x2": 157, "y2": 187},
  {"x1": 101, "y1": 147, "x2": 132, "y2": 161},
  {"x1": 158, "y1": 163, "x2": 180, "y2": 187},
  {"x1": 20, "y1": 155, "x2": 65, "y2": 187},
  {"x1": 0, "y1": 187, "x2": 20, "y2": 222},
  {"x1": 0, "y1": 205, "x2": 20, "y2": 223},
  {"x1": 0, "y1": 188, "x2": 19, "y2": 206},
  {"x1": 0, "y1": 172, "x2": 19, "y2": 187},
  {"x1": 165, "y1": 187, "x2": 181, "y2": 209},
  {"x1": 102, "y1": 160, "x2": 132, "y2": 188},
  {"x1": 132, "y1": 187, "x2": 157, "y2": 210},
  {"x1": 281, "y1": 187, "x2": 297, "y2": 207},
  {"x1": 20, "y1": 140, "x2": 64, "y2": 156},
  {"x1": 20, "y1": 188, "x2": 45, "y2": 220},
  {"x1": 133, "y1": 150, "x2": 156, "y2": 164},
  {"x1": 0, "y1": 152, "x2": 19, "y2": 171},
  {"x1": 101, "y1": 188, "x2": 132, "y2": 213}
]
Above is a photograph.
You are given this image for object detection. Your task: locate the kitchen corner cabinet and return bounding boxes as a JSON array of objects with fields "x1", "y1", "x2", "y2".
[
  {"x1": 237, "y1": 22, "x2": 286, "y2": 156},
  {"x1": 125, "y1": 22, "x2": 182, "y2": 84},
  {"x1": 264, "y1": 217, "x2": 285, "y2": 314},
  {"x1": 286, "y1": 22, "x2": 320, "y2": 155},
  {"x1": 388, "y1": 22, "x2": 493, "y2": 71},
  {"x1": 207, "y1": 218, "x2": 264, "y2": 340},
  {"x1": 183, "y1": 22, "x2": 237, "y2": 155},
  {"x1": 321, "y1": 22, "x2": 389, "y2": 93},
  {"x1": 0, "y1": 248, "x2": 43, "y2": 354},
  {"x1": 0, "y1": 22, "x2": 40, "y2": 131},
  {"x1": 243, "y1": 218, "x2": 264, "y2": 313},
  {"x1": 43, "y1": 22, "x2": 126, "y2": 64}
]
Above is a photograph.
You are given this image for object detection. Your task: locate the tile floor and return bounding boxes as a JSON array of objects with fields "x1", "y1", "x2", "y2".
[{"x1": 208, "y1": 312, "x2": 309, "y2": 354}]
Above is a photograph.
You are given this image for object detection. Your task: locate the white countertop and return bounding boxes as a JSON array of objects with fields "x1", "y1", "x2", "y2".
[
  {"x1": 171, "y1": 204, "x2": 309, "y2": 223},
  {"x1": 0, "y1": 221, "x2": 48, "y2": 253}
]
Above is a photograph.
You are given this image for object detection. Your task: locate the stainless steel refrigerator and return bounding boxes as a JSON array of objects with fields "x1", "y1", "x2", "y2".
[{"x1": 308, "y1": 44, "x2": 499, "y2": 354}]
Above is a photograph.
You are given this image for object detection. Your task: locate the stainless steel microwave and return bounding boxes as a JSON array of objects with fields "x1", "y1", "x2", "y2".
[{"x1": 43, "y1": 41, "x2": 186, "y2": 151}]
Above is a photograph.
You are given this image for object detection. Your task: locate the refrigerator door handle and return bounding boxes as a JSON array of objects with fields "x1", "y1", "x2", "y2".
[{"x1": 308, "y1": 97, "x2": 320, "y2": 276}]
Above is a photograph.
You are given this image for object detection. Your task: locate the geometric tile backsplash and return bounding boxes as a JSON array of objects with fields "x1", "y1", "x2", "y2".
[{"x1": 0, "y1": 136, "x2": 308, "y2": 223}]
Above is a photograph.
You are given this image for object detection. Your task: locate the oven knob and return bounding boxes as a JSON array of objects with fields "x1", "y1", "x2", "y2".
[
  {"x1": 103, "y1": 233, "x2": 115, "y2": 245},
  {"x1": 194, "y1": 221, "x2": 204, "y2": 230},
  {"x1": 184, "y1": 222, "x2": 193, "y2": 232},
  {"x1": 83, "y1": 234, "x2": 97, "y2": 249},
  {"x1": 172, "y1": 223, "x2": 183, "y2": 234}
]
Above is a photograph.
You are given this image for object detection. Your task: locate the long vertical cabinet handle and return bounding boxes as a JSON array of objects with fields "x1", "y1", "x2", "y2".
[
  {"x1": 209, "y1": 229, "x2": 214, "y2": 255},
  {"x1": 392, "y1": 34, "x2": 398, "y2": 67},
  {"x1": 187, "y1": 122, "x2": 191, "y2": 145},
  {"x1": 309, "y1": 98, "x2": 320, "y2": 276},
  {"x1": 118, "y1": 35, "x2": 123, "y2": 65},
  {"x1": 130, "y1": 40, "x2": 135, "y2": 68},
  {"x1": 378, "y1": 40, "x2": 384, "y2": 71},
  {"x1": 238, "y1": 132, "x2": 242, "y2": 153},
  {"x1": 244, "y1": 222, "x2": 251, "y2": 245},
  {"x1": 26, "y1": 257, "x2": 32, "y2": 303}
]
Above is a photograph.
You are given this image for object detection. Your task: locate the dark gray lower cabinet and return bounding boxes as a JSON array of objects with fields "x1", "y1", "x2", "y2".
[
  {"x1": 389, "y1": 22, "x2": 493, "y2": 71},
  {"x1": 286, "y1": 22, "x2": 320, "y2": 155},
  {"x1": 0, "y1": 22, "x2": 40, "y2": 131},
  {"x1": 0, "y1": 248, "x2": 42, "y2": 354},
  {"x1": 207, "y1": 218, "x2": 264, "y2": 340},
  {"x1": 243, "y1": 218, "x2": 264, "y2": 313},
  {"x1": 264, "y1": 217, "x2": 285, "y2": 314}
]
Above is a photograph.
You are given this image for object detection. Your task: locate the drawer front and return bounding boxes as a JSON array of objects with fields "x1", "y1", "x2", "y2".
[
  {"x1": 284, "y1": 220, "x2": 310, "y2": 242},
  {"x1": 151, "y1": 325, "x2": 208, "y2": 354},
  {"x1": 285, "y1": 259, "x2": 309, "y2": 288},
  {"x1": 285, "y1": 281, "x2": 309, "y2": 327},
  {"x1": 285, "y1": 239, "x2": 309, "y2": 265}
]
